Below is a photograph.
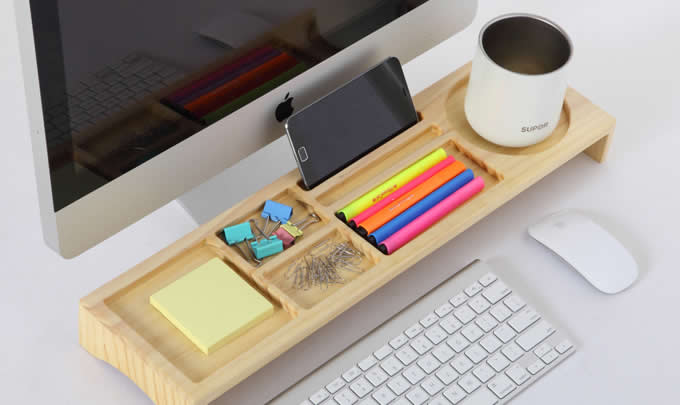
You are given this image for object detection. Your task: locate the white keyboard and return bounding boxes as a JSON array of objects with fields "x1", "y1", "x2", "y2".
[{"x1": 270, "y1": 260, "x2": 575, "y2": 405}]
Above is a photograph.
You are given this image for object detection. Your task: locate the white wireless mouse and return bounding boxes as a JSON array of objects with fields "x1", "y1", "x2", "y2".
[{"x1": 528, "y1": 210, "x2": 639, "y2": 294}]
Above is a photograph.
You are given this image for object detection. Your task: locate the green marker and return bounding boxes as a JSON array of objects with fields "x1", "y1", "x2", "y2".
[{"x1": 336, "y1": 148, "x2": 448, "y2": 223}]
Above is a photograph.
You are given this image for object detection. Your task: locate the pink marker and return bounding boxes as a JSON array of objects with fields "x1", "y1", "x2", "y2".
[
  {"x1": 379, "y1": 177, "x2": 485, "y2": 254},
  {"x1": 349, "y1": 156, "x2": 456, "y2": 227}
]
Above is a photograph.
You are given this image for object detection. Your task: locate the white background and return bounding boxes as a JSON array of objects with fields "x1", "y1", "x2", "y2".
[{"x1": 1, "y1": 0, "x2": 679, "y2": 403}]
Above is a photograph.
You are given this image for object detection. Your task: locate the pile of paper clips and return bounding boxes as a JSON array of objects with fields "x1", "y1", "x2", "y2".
[{"x1": 285, "y1": 240, "x2": 365, "y2": 290}]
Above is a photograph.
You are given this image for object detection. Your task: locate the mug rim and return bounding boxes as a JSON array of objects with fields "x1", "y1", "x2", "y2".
[{"x1": 478, "y1": 13, "x2": 574, "y2": 77}]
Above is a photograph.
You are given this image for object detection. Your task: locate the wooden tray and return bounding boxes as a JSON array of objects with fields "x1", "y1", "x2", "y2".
[{"x1": 79, "y1": 63, "x2": 615, "y2": 405}]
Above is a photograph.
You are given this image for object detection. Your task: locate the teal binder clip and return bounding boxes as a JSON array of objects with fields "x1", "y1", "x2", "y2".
[
  {"x1": 223, "y1": 222, "x2": 253, "y2": 245},
  {"x1": 251, "y1": 236, "x2": 284, "y2": 260},
  {"x1": 249, "y1": 219, "x2": 284, "y2": 259},
  {"x1": 223, "y1": 222, "x2": 261, "y2": 265}
]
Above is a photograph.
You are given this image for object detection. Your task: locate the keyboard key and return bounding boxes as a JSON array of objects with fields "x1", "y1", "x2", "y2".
[
  {"x1": 435, "y1": 364, "x2": 458, "y2": 385},
  {"x1": 490, "y1": 305, "x2": 512, "y2": 322},
  {"x1": 501, "y1": 343, "x2": 523, "y2": 362},
  {"x1": 541, "y1": 350, "x2": 559, "y2": 364},
  {"x1": 405, "y1": 323, "x2": 424, "y2": 338},
  {"x1": 465, "y1": 344, "x2": 488, "y2": 364},
  {"x1": 461, "y1": 324, "x2": 484, "y2": 342},
  {"x1": 493, "y1": 324, "x2": 516, "y2": 343},
  {"x1": 452, "y1": 355, "x2": 474, "y2": 374},
  {"x1": 508, "y1": 307, "x2": 540, "y2": 332},
  {"x1": 505, "y1": 364, "x2": 531, "y2": 385},
  {"x1": 527, "y1": 360, "x2": 545, "y2": 375},
  {"x1": 396, "y1": 347, "x2": 419, "y2": 365},
  {"x1": 421, "y1": 376, "x2": 445, "y2": 395},
  {"x1": 406, "y1": 387, "x2": 429, "y2": 405},
  {"x1": 301, "y1": 400, "x2": 313, "y2": 405},
  {"x1": 454, "y1": 306, "x2": 476, "y2": 324},
  {"x1": 475, "y1": 314, "x2": 498, "y2": 333},
  {"x1": 447, "y1": 333, "x2": 470, "y2": 353},
  {"x1": 488, "y1": 374, "x2": 516, "y2": 399},
  {"x1": 381, "y1": 356, "x2": 404, "y2": 376},
  {"x1": 310, "y1": 388, "x2": 330, "y2": 404},
  {"x1": 393, "y1": 399, "x2": 410, "y2": 405},
  {"x1": 443, "y1": 385, "x2": 467, "y2": 404},
  {"x1": 358, "y1": 399, "x2": 377, "y2": 405},
  {"x1": 374, "y1": 345, "x2": 393, "y2": 360},
  {"x1": 359, "y1": 356, "x2": 378, "y2": 371},
  {"x1": 468, "y1": 296, "x2": 491, "y2": 314},
  {"x1": 504, "y1": 295, "x2": 526, "y2": 312},
  {"x1": 479, "y1": 273, "x2": 498, "y2": 287},
  {"x1": 429, "y1": 396, "x2": 450, "y2": 405},
  {"x1": 421, "y1": 313, "x2": 440, "y2": 328},
  {"x1": 482, "y1": 280, "x2": 511, "y2": 304},
  {"x1": 449, "y1": 293, "x2": 468, "y2": 307},
  {"x1": 533, "y1": 343, "x2": 552, "y2": 358},
  {"x1": 371, "y1": 387, "x2": 395, "y2": 405},
  {"x1": 464, "y1": 387, "x2": 498, "y2": 405},
  {"x1": 440, "y1": 315, "x2": 463, "y2": 334},
  {"x1": 479, "y1": 335, "x2": 502, "y2": 353},
  {"x1": 556, "y1": 339, "x2": 574, "y2": 354},
  {"x1": 365, "y1": 367, "x2": 389, "y2": 387},
  {"x1": 389, "y1": 334, "x2": 409, "y2": 349},
  {"x1": 335, "y1": 388, "x2": 359, "y2": 405},
  {"x1": 458, "y1": 373, "x2": 481, "y2": 393},
  {"x1": 387, "y1": 375, "x2": 410, "y2": 395},
  {"x1": 487, "y1": 353, "x2": 511, "y2": 372},
  {"x1": 404, "y1": 365, "x2": 426, "y2": 384},
  {"x1": 350, "y1": 378, "x2": 373, "y2": 398},
  {"x1": 473, "y1": 363, "x2": 495, "y2": 383},
  {"x1": 425, "y1": 325, "x2": 448, "y2": 345},
  {"x1": 465, "y1": 282, "x2": 483, "y2": 297},
  {"x1": 417, "y1": 353, "x2": 441, "y2": 374},
  {"x1": 516, "y1": 320, "x2": 556, "y2": 351},
  {"x1": 411, "y1": 336, "x2": 434, "y2": 355},
  {"x1": 435, "y1": 302, "x2": 454, "y2": 317},
  {"x1": 343, "y1": 366, "x2": 362, "y2": 382},
  {"x1": 432, "y1": 345, "x2": 455, "y2": 363},
  {"x1": 327, "y1": 377, "x2": 346, "y2": 394}
]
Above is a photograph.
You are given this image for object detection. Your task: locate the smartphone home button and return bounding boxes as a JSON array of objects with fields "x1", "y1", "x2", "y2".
[{"x1": 297, "y1": 147, "x2": 309, "y2": 162}]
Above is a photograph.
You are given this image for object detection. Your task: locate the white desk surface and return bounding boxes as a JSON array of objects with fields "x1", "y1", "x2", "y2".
[{"x1": 1, "y1": 1, "x2": 678, "y2": 403}]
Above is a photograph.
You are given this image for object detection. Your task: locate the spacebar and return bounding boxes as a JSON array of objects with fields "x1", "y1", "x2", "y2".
[{"x1": 464, "y1": 387, "x2": 498, "y2": 405}]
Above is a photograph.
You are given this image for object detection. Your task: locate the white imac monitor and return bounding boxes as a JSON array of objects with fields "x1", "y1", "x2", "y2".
[{"x1": 14, "y1": 0, "x2": 477, "y2": 258}]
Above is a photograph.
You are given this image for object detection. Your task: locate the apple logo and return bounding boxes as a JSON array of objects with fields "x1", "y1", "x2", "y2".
[{"x1": 275, "y1": 92, "x2": 294, "y2": 122}]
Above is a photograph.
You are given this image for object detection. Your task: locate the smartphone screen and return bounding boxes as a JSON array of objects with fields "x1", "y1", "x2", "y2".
[{"x1": 285, "y1": 57, "x2": 419, "y2": 189}]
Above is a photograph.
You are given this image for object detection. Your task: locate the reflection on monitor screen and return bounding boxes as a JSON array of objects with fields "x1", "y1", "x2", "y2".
[{"x1": 30, "y1": 0, "x2": 430, "y2": 211}]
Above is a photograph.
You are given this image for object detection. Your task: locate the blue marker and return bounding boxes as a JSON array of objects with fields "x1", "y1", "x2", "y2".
[{"x1": 368, "y1": 169, "x2": 475, "y2": 245}]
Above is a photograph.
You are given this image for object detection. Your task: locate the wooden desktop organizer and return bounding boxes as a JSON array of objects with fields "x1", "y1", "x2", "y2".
[{"x1": 79, "y1": 63, "x2": 615, "y2": 405}]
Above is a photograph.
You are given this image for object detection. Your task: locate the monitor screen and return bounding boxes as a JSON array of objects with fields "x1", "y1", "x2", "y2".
[{"x1": 29, "y1": 0, "x2": 430, "y2": 211}]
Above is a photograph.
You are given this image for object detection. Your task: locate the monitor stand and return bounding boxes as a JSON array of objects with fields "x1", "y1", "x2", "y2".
[{"x1": 177, "y1": 135, "x2": 297, "y2": 225}]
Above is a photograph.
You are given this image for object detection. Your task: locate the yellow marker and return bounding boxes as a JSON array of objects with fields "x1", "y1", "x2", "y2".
[
  {"x1": 336, "y1": 148, "x2": 447, "y2": 222},
  {"x1": 150, "y1": 258, "x2": 274, "y2": 355}
]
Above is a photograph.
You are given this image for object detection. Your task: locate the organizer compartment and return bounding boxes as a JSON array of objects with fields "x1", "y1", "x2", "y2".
[
  {"x1": 259, "y1": 227, "x2": 380, "y2": 310},
  {"x1": 214, "y1": 188, "x2": 330, "y2": 268},
  {"x1": 103, "y1": 242, "x2": 294, "y2": 383}
]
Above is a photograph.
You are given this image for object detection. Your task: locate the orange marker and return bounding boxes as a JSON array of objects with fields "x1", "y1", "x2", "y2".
[{"x1": 357, "y1": 160, "x2": 466, "y2": 236}]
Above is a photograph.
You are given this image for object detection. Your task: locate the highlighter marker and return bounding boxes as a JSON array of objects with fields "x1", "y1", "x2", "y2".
[
  {"x1": 379, "y1": 176, "x2": 485, "y2": 255},
  {"x1": 368, "y1": 169, "x2": 474, "y2": 245},
  {"x1": 336, "y1": 148, "x2": 447, "y2": 223},
  {"x1": 356, "y1": 160, "x2": 466, "y2": 236},
  {"x1": 349, "y1": 156, "x2": 456, "y2": 228}
]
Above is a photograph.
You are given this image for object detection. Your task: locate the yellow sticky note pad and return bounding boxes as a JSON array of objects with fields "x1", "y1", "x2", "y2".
[{"x1": 150, "y1": 258, "x2": 274, "y2": 355}]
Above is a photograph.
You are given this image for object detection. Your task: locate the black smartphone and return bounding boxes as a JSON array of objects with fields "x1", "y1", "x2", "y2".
[{"x1": 284, "y1": 57, "x2": 419, "y2": 189}]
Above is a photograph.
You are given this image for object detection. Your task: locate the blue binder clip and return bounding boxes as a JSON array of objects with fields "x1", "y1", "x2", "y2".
[
  {"x1": 223, "y1": 222, "x2": 262, "y2": 265},
  {"x1": 262, "y1": 200, "x2": 293, "y2": 236}
]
